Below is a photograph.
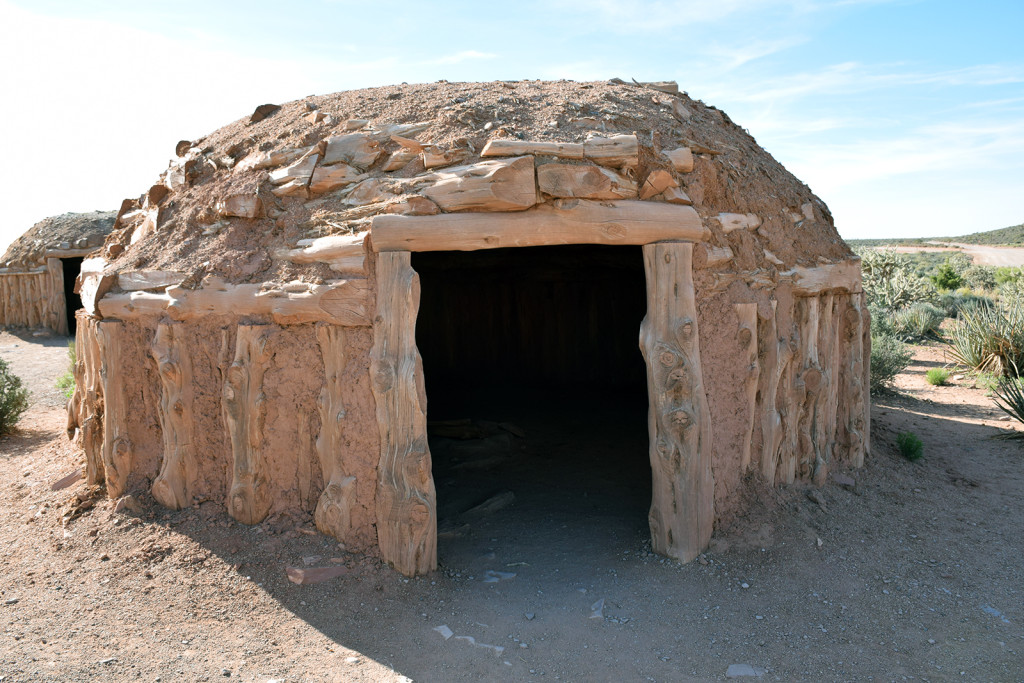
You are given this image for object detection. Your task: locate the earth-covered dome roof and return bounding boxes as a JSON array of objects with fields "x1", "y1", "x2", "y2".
[
  {"x1": 2, "y1": 211, "x2": 114, "y2": 270},
  {"x1": 101, "y1": 79, "x2": 852, "y2": 288}
]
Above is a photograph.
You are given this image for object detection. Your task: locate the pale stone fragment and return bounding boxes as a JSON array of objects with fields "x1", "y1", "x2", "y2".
[
  {"x1": 422, "y1": 146, "x2": 471, "y2": 170},
  {"x1": 664, "y1": 147, "x2": 694, "y2": 172},
  {"x1": 661, "y1": 187, "x2": 692, "y2": 205},
  {"x1": 383, "y1": 148, "x2": 418, "y2": 172},
  {"x1": 639, "y1": 170, "x2": 677, "y2": 200},
  {"x1": 383, "y1": 196, "x2": 440, "y2": 216},
  {"x1": 271, "y1": 179, "x2": 310, "y2": 198},
  {"x1": 118, "y1": 270, "x2": 187, "y2": 292},
  {"x1": 704, "y1": 245, "x2": 734, "y2": 267},
  {"x1": 269, "y1": 152, "x2": 319, "y2": 185},
  {"x1": 718, "y1": 212, "x2": 761, "y2": 233},
  {"x1": 216, "y1": 193, "x2": 261, "y2": 219},
  {"x1": 322, "y1": 133, "x2": 381, "y2": 170},
  {"x1": 235, "y1": 147, "x2": 307, "y2": 172},
  {"x1": 309, "y1": 163, "x2": 365, "y2": 194}
]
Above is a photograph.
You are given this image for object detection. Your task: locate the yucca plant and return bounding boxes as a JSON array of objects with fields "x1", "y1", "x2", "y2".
[
  {"x1": 946, "y1": 299, "x2": 1024, "y2": 377},
  {"x1": 991, "y1": 373, "x2": 1024, "y2": 439},
  {"x1": 893, "y1": 302, "x2": 945, "y2": 340}
]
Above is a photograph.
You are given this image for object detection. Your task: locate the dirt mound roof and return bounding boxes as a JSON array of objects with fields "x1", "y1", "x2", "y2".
[
  {"x1": 101, "y1": 79, "x2": 852, "y2": 286},
  {"x1": 2, "y1": 211, "x2": 115, "y2": 270}
]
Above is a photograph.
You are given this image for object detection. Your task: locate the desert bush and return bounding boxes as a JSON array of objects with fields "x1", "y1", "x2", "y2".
[
  {"x1": 999, "y1": 278, "x2": 1024, "y2": 303},
  {"x1": 859, "y1": 249, "x2": 937, "y2": 311},
  {"x1": 994, "y1": 266, "x2": 1024, "y2": 286},
  {"x1": 896, "y1": 432, "x2": 924, "y2": 461},
  {"x1": 946, "y1": 299, "x2": 1024, "y2": 377},
  {"x1": 938, "y1": 290, "x2": 995, "y2": 318},
  {"x1": 0, "y1": 358, "x2": 30, "y2": 436},
  {"x1": 892, "y1": 302, "x2": 945, "y2": 340},
  {"x1": 870, "y1": 330, "x2": 912, "y2": 393},
  {"x1": 925, "y1": 368, "x2": 950, "y2": 386},
  {"x1": 961, "y1": 265, "x2": 996, "y2": 291},
  {"x1": 55, "y1": 340, "x2": 76, "y2": 400},
  {"x1": 931, "y1": 260, "x2": 964, "y2": 290},
  {"x1": 991, "y1": 376, "x2": 1024, "y2": 436}
]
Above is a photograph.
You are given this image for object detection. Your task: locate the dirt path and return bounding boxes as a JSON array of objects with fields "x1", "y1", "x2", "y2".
[
  {"x1": 933, "y1": 243, "x2": 1024, "y2": 267},
  {"x1": 1, "y1": 336, "x2": 1022, "y2": 681},
  {"x1": 880, "y1": 243, "x2": 1024, "y2": 267}
]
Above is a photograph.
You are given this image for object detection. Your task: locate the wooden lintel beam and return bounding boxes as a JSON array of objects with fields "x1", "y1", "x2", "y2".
[{"x1": 370, "y1": 199, "x2": 708, "y2": 252}]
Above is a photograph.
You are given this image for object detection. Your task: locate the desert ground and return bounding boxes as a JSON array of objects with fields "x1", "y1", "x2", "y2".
[
  {"x1": 1, "y1": 329, "x2": 1022, "y2": 682},
  {"x1": 883, "y1": 244, "x2": 1024, "y2": 268}
]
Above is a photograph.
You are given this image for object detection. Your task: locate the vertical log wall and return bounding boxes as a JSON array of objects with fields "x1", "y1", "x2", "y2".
[
  {"x1": 0, "y1": 259, "x2": 68, "y2": 335},
  {"x1": 65, "y1": 249, "x2": 868, "y2": 579}
]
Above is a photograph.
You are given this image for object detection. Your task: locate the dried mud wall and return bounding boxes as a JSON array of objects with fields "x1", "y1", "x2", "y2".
[{"x1": 0, "y1": 258, "x2": 67, "y2": 334}]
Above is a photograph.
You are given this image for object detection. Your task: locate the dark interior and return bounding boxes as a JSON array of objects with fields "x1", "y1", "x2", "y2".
[
  {"x1": 62, "y1": 257, "x2": 84, "y2": 336},
  {"x1": 412, "y1": 245, "x2": 652, "y2": 564}
]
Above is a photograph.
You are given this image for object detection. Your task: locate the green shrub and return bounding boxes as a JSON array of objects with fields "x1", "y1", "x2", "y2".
[
  {"x1": 896, "y1": 432, "x2": 924, "y2": 461},
  {"x1": 0, "y1": 358, "x2": 30, "y2": 436},
  {"x1": 991, "y1": 376, "x2": 1024, "y2": 436},
  {"x1": 931, "y1": 260, "x2": 964, "y2": 290},
  {"x1": 892, "y1": 302, "x2": 945, "y2": 340},
  {"x1": 55, "y1": 340, "x2": 76, "y2": 400},
  {"x1": 925, "y1": 368, "x2": 950, "y2": 386},
  {"x1": 946, "y1": 299, "x2": 1024, "y2": 377},
  {"x1": 870, "y1": 331, "x2": 912, "y2": 393}
]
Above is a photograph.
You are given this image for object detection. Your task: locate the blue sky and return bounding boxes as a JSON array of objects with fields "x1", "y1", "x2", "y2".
[{"x1": 1, "y1": 0, "x2": 1021, "y2": 252}]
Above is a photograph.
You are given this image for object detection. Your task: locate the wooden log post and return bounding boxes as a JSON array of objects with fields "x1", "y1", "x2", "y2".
[
  {"x1": 639, "y1": 242, "x2": 713, "y2": 563},
  {"x1": 814, "y1": 294, "x2": 841, "y2": 485},
  {"x1": 847, "y1": 293, "x2": 869, "y2": 468},
  {"x1": 68, "y1": 313, "x2": 105, "y2": 484},
  {"x1": 370, "y1": 251, "x2": 436, "y2": 576},
  {"x1": 95, "y1": 321, "x2": 132, "y2": 497},
  {"x1": 223, "y1": 325, "x2": 274, "y2": 525},
  {"x1": 0, "y1": 276, "x2": 7, "y2": 323},
  {"x1": 735, "y1": 303, "x2": 759, "y2": 471},
  {"x1": 150, "y1": 324, "x2": 196, "y2": 509},
  {"x1": 46, "y1": 258, "x2": 68, "y2": 336},
  {"x1": 314, "y1": 323, "x2": 359, "y2": 543},
  {"x1": 760, "y1": 302, "x2": 795, "y2": 485}
]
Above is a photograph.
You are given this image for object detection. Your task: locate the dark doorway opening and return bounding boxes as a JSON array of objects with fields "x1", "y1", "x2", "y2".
[
  {"x1": 62, "y1": 257, "x2": 84, "y2": 336},
  {"x1": 413, "y1": 245, "x2": 651, "y2": 570}
]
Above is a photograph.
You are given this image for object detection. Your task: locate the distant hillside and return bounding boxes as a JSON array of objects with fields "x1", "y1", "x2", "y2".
[
  {"x1": 847, "y1": 222, "x2": 1024, "y2": 249},
  {"x1": 845, "y1": 237, "x2": 931, "y2": 248},
  {"x1": 949, "y1": 223, "x2": 1024, "y2": 246}
]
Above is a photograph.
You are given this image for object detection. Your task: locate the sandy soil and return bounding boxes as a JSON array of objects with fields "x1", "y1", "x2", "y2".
[{"x1": 1, "y1": 332, "x2": 1022, "y2": 682}]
